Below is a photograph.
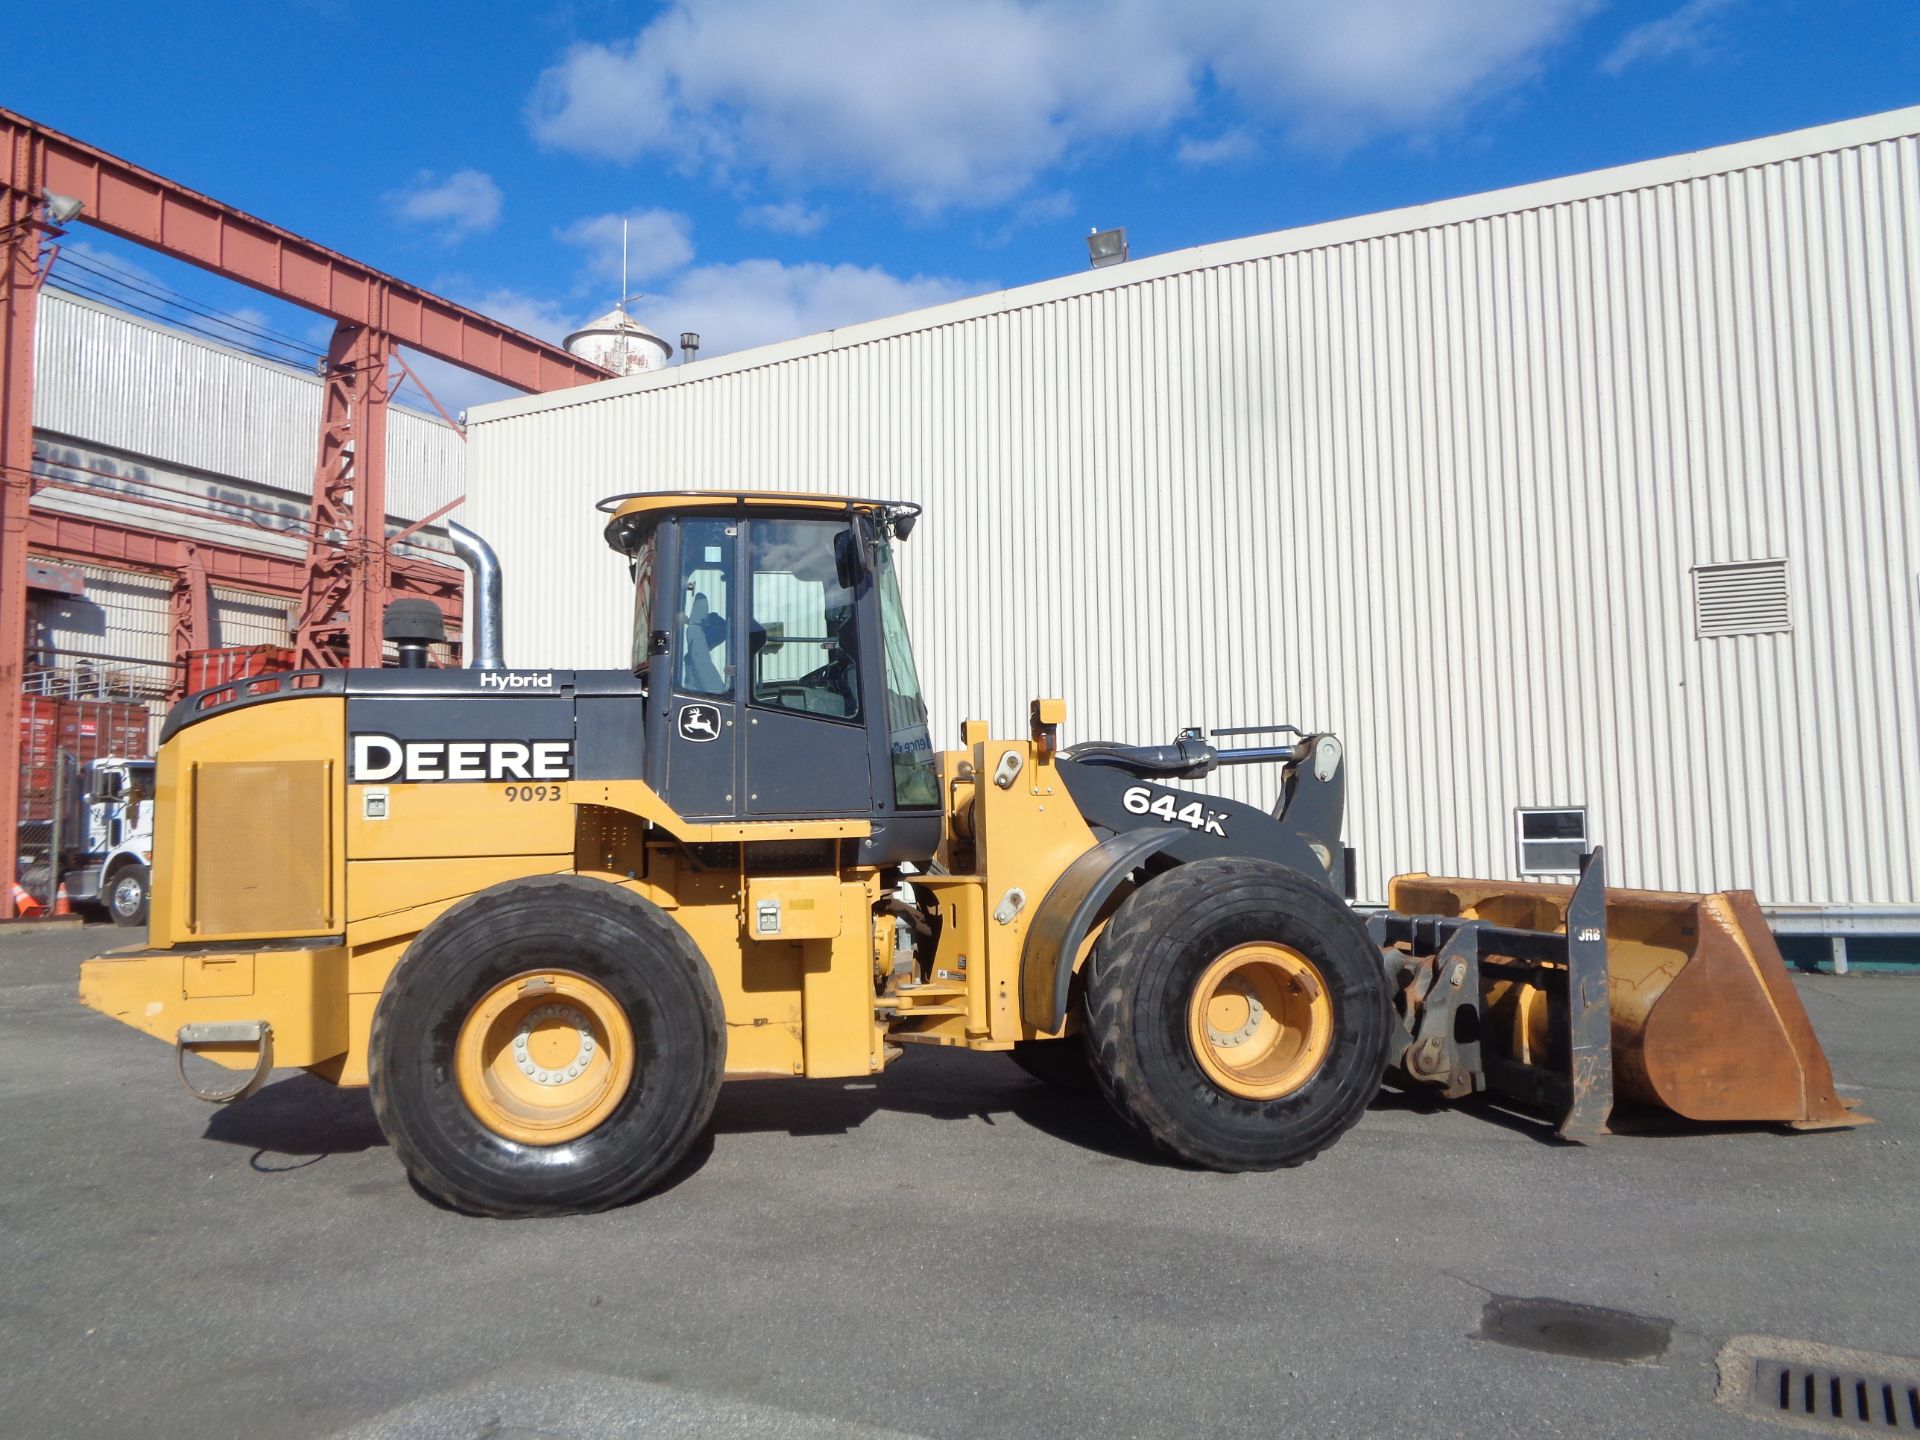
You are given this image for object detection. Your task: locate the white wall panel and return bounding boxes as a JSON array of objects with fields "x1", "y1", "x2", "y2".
[
  {"x1": 209, "y1": 586, "x2": 294, "y2": 649},
  {"x1": 469, "y1": 109, "x2": 1920, "y2": 908},
  {"x1": 30, "y1": 562, "x2": 174, "y2": 701},
  {"x1": 35, "y1": 291, "x2": 463, "y2": 527}
]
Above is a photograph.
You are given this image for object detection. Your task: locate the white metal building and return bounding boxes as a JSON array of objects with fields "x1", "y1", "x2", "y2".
[
  {"x1": 30, "y1": 289, "x2": 465, "y2": 722},
  {"x1": 467, "y1": 108, "x2": 1920, "y2": 922}
]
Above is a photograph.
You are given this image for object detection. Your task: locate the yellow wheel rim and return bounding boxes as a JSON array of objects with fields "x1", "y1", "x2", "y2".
[
  {"x1": 1187, "y1": 943, "x2": 1333, "y2": 1100},
  {"x1": 455, "y1": 970, "x2": 635, "y2": 1145}
]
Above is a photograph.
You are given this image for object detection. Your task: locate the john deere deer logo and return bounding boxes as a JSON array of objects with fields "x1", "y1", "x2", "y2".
[{"x1": 678, "y1": 704, "x2": 721, "y2": 742}]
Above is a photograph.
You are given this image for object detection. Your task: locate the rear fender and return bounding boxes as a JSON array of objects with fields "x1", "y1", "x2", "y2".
[
  {"x1": 1019, "y1": 828, "x2": 1182, "y2": 1033},
  {"x1": 1056, "y1": 759, "x2": 1337, "y2": 883}
]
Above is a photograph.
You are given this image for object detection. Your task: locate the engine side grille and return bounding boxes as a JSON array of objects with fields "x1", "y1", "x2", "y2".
[{"x1": 191, "y1": 761, "x2": 332, "y2": 935}]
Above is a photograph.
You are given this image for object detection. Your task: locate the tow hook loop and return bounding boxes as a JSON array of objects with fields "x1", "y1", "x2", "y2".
[{"x1": 175, "y1": 1021, "x2": 275, "y2": 1104}]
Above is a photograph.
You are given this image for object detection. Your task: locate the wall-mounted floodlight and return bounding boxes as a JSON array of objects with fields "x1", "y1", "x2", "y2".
[
  {"x1": 43, "y1": 191, "x2": 85, "y2": 225},
  {"x1": 1086, "y1": 226, "x2": 1128, "y2": 268},
  {"x1": 679, "y1": 332, "x2": 700, "y2": 363}
]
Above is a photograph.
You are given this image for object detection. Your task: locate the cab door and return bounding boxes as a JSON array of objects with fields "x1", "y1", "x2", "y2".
[
  {"x1": 742, "y1": 516, "x2": 872, "y2": 817},
  {"x1": 663, "y1": 515, "x2": 740, "y2": 818}
]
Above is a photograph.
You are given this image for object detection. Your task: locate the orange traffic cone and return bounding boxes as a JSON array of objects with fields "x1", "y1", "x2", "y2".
[
  {"x1": 53, "y1": 882, "x2": 72, "y2": 917},
  {"x1": 8, "y1": 881, "x2": 46, "y2": 919}
]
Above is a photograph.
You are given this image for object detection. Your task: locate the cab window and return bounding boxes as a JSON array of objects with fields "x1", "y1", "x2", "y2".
[
  {"x1": 629, "y1": 522, "x2": 658, "y2": 675},
  {"x1": 874, "y1": 535, "x2": 939, "y2": 808},
  {"x1": 748, "y1": 518, "x2": 860, "y2": 720},
  {"x1": 676, "y1": 519, "x2": 733, "y2": 696}
]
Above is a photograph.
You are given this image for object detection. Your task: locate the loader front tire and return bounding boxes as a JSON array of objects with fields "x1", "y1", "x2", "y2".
[
  {"x1": 1083, "y1": 858, "x2": 1390, "y2": 1171},
  {"x1": 369, "y1": 875, "x2": 725, "y2": 1218}
]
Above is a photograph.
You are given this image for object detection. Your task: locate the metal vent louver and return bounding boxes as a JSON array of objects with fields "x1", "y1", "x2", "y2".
[{"x1": 1693, "y1": 558, "x2": 1791, "y2": 638}]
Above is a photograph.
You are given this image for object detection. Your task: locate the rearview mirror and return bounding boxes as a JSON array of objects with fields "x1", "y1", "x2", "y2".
[{"x1": 834, "y1": 528, "x2": 865, "y2": 590}]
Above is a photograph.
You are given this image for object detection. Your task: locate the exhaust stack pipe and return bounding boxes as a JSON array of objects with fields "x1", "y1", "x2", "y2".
[{"x1": 448, "y1": 519, "x2": 504, "y2": 670}]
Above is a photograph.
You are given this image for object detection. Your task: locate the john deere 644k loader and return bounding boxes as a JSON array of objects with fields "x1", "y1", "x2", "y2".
[{"x1": 79, "y1": 492, "x2": 1855, "y2": 1215}]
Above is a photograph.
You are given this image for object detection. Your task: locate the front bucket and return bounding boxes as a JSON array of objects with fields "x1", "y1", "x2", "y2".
[{"x1": 1386, "y1": 872, "x2": 1855, "y2": 1130}]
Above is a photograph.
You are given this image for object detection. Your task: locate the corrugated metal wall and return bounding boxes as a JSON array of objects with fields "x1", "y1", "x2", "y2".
[
  {"x1": 34, "y1": 290, "x2": 464, "y2": 525},
  {"x1": 209, "y1": 586, "x2": 294, "y2": 649},
  {"x1": 29, "y1": 562, "x2": 174, "y2": 699},
  {"x1": 468, "y1": 109, "x2": 1920, "y2": 909}
]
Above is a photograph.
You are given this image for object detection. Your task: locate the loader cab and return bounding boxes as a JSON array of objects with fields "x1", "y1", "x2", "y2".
[{"x1": 602, "y1": 491, "x2": 941, "y2": 865}]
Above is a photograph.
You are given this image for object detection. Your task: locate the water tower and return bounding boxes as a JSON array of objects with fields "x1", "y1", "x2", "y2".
[
  {"x1": 564, "y1": 306, "x2": 671, "y2": 377},
  {"x1": 563, "y1": 217, "x2": 676, "y2": 377}
]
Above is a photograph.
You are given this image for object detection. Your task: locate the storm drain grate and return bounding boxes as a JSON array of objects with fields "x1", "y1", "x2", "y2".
[
  {"x1": 1720, "y1": 1337, "x2": 1920, "y2": 1436},
  {"x1": 1758, "y1": 1359, "x2": 1920, "y2": 1431}
]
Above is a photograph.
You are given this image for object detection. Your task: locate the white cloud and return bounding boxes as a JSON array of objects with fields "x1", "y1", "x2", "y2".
[
  {"x1": 1601, "y1": 0, "x2": 1740, "y2": 75},
  {"x1": 392, "y1": 261, "x2": 981, "y2": 410},
  {"x1": 528, "y1": 0, "x2": 1595, "y2": 208},
  {"x1": 559, "y1": 208, "x2": 696, "y2": 287},
  {"x1": 461, "y1": 287, "x2": 581, "y2": 344},
  {"x1": 740, "y1": 201, "x2": 829, "y2": 237},
  {"x1": 1176, "y1": 130, "x2": 1256, "y2": 167},
  {"x1": 528, "y1": 0, "x2": 1193, "y2": 210},
  {"x1": 1014, "y1": 191, "x2": 1076, "y2": 225},
  {"x1": 1196, "y1": 0, "x2": 1596, "y2": 149},
  {"x1": 386, "y1": 169, "x2": 503, "y2": 243},
  {"x1": 976, "y1": 190, "x2": 1075, "y2": 250},
  {"x1": 640, "y1": 258, "x2": 982, "y2": 358}
]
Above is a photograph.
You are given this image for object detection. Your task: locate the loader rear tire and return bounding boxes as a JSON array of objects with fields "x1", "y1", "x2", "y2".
[
  {"x1": 369, "y1": 875, "x2": 724, "y2": 1218},
  {"x1": 1083, "y1": 858, "x2": 1390, "y2": 1171}
]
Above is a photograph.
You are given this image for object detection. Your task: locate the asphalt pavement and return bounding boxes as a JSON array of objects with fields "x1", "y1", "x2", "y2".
[{"x1": 2, "y1": 919, "x2": 1914, "y2": 1439}]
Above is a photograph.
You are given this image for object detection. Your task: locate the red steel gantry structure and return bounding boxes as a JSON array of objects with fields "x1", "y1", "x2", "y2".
[{"x1": 1, "y1": 108, "x2": 610, "y2": 915}]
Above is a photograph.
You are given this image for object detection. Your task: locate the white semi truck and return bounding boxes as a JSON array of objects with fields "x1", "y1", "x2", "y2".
[{"x1": 16, "y1": 757, "x2": 155, "y2": 926}]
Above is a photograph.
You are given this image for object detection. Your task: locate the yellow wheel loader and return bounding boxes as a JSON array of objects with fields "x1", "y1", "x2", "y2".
[{"x1": 79, "y1": 492, "x2": 1857, "y2": 1216}]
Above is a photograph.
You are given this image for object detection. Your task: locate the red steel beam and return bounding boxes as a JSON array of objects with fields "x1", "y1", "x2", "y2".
[
  {"x1": 3, "y1": 128, "x2": 50, "y2": 917},
  {"x1": 26, "y1": 510, "x2": 462, "y2": 616},
  {"x1": 1, "y1": 110, "x2": 565, "y2": 913},
  {"x1": 27, "y1": 510, "x2": 304, "y2": 589},
  {"x1": 0, "y1": 108, "x2": 609, "y2": 392},
  {"x1": 295, "y1": 324, "x2": 394, "y2": 669}
]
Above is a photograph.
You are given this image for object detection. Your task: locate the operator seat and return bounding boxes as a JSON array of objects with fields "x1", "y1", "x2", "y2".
[{"x1": 681, "y1": 594, "x2": 727, "y2": 693}]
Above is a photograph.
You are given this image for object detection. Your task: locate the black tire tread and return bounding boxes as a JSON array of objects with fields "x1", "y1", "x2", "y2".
[
  {"x1": 108, "y1": 863, "x2": 150, "y2": 928},
  {"x1": 1082, "y1": 857, "x2": 1389, "y2": 1172},
  {"x1": 368, "y1": 874, "x2": 724, "y2": 1218}
]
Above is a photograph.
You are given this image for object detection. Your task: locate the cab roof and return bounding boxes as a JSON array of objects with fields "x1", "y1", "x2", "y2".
[
  {"x1": 598, "y1": 489, "x2": 920, "y2": 552},
  {"x1": 597, "y1": 489, "x2": 915, "y2": 521}
]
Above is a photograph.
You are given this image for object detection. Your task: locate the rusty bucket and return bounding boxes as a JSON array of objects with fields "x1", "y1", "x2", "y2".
[{"x1": 1385, "y1": 872, "x2": 1856, "y2": 1131}]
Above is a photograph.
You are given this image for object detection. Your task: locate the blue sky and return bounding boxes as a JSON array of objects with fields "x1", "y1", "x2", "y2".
[{"x1": 10, "y1": 0, "x2": 1918, "y2": 414}]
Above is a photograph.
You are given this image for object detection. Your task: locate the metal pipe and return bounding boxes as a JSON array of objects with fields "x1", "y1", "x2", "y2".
[
  {"x1": 1212, "y1": 745, "x2": 1301, "y2": 766},
  {"x1": 447, "y1": 519, "x2": 504, "y2": 669}
]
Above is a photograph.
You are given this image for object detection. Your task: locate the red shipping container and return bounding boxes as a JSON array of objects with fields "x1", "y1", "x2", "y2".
[
  {"x1": 18, "y1": 696, "x2": 64, "y2": 823},
  {"x1": 19, "y1": 697, "x2": 59, "y2": 817},
  {"x1": 15, "y1": 695, "x2": 148, "y2": 827},
  {"x1": 186, "y1": 646, "x2": 296, "y2": 695},
  {"x1": 57, "y1": 699, "x2": 151, "y2": 763},
  {"x1": 19, "y1": 695, "x2": 59, "y2": 772}
]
